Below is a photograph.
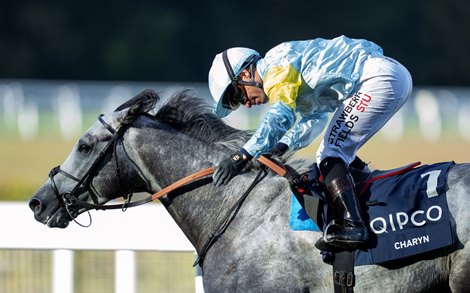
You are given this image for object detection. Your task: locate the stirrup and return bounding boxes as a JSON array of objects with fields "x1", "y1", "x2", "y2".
[
  {"x1": 315, "y1": 219, "x2": 368, "y2": 251},
  {"x1": 315, "y1": 220, "x2": 345, "y2": 251}
]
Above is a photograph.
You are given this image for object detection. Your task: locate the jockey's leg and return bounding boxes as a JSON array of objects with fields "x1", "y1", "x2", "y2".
[
  {"x1": 315, "y1": 157, "x2": 368, "y2": 250},
  {"x1": 315, "y1": 57, "x2": 412, "y2": 251}
]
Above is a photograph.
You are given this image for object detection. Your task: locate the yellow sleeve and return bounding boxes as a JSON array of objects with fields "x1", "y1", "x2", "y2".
[{"x1": 263, "y1": 64, "x2": 302, "y2": 110}]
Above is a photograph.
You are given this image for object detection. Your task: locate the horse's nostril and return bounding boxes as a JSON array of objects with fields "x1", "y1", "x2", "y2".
[{"x1": 29, "y1": 198, "x2": 43, "y2": 213}]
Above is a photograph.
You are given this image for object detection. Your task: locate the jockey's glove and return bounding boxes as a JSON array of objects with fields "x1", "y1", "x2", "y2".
[
  {"x1": 213, "y1": 150, "x2": 250, "y2": 186},
  {"x1": 269, "y1": 142, "x2": 289, "y2": 157}
]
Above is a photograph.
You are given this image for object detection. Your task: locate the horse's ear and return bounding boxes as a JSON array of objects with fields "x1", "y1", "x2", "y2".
[
  {"x1": 116, "y1": 89, "x2": 159, "y2": 125},
  {"x1": 120, "y1": 103, "x2": 148, "y2": 125},
  {"x1": 114, "y1": 89, "x2": 159, "y2": 112}
]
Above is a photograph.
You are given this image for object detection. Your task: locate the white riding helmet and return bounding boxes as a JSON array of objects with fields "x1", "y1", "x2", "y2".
[{"x1": 208, "y1": 47, "x2": 261, "y2": 118}]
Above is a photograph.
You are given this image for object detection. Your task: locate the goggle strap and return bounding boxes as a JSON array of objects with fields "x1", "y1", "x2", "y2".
[
  {"x1": 222, "y1": 50, "x2": 237, "y2": 84},
  {"x1": 237, "y1": 80, "x2": 263, "y2": 88},
  {"x1": 237, "y1": 60, "x2": 263, "y2": 88},
  {"x1": 222, "y1": 50, "x2": 261, "y2": 87}
]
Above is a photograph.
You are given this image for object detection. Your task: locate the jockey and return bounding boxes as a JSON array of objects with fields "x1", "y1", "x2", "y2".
[{"x1": 208, "y1": 35, "x2": 413, "y2": 251}]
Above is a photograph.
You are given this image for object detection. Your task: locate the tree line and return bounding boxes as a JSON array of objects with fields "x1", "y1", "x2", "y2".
[{"x1": 1, "y1": 0, "x2": 469, "y2": 86}]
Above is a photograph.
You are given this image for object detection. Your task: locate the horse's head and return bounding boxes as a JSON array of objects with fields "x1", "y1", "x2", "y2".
[{"x1": 29, "y1": 89, "x2": 158, "y2": 228}]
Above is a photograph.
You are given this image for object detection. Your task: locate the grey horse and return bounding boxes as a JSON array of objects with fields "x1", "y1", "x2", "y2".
[{"x1": 29, "y1": 89, "x2": 470, "y2": 292}]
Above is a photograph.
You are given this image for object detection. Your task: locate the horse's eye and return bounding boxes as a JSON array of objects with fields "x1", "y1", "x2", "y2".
[{"x1": 78, "y1": 144, "x2": 92, "y2": 153}]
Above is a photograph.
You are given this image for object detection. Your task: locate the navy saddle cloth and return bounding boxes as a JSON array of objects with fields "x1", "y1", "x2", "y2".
[{"x1": 290, "y1": 161, "x2": 457, "y2": 266}]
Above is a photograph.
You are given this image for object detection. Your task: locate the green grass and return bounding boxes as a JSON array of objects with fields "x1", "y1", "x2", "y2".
[
  {"x1": 2, "y1": 131, "x2": 470, "y2": 201},
  {"x1": 0, "y1": 137, "x2": 77, "y2": 200}
]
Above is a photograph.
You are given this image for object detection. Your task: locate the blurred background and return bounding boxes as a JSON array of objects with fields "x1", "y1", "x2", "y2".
[{"x1": 1, "y1": 0, "x2": 470, "y2": 292}]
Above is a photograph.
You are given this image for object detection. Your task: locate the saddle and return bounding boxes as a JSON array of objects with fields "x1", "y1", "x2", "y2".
[
  {"x1": 286, "y1": 161, "x2": 456, "y2": 292},
  {"x1": 289, "y1": 161, "x2": 421, "y2": 231}
]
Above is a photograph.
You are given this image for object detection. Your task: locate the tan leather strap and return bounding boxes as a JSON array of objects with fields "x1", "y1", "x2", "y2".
[
  {"x1": 257, "y1": 155, "x2": 287, "y2": 177},
  {"x1": 150, "y1": 167, "x2": 215, "y2": 200},
  {"x1": 151, "y1": 155, "x2": 287, "y2": 202},
  {"x1": 72, "y1": 157, "x2": 286, "y2": 212}
]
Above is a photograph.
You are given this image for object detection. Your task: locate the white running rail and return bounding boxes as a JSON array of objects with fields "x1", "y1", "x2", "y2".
[{"x1": 0, "y1": 201, "x2": 203, "y2": 293}]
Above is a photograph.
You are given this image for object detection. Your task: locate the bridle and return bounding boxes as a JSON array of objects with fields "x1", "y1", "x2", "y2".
[
  {"x1": 48, "y1": 114, "x2": 214, "y2": 226},
  {"x1": 48, "y1": 115, "x2": 136, "y2": 225}
]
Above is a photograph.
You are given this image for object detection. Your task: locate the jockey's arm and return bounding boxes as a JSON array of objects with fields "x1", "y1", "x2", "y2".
[
  {"x1": 241, "y1": 101, "x2": 296, "y2": 158},
  {"x1": 279, "y1": 112, "x2": 328, "y2": 152}
]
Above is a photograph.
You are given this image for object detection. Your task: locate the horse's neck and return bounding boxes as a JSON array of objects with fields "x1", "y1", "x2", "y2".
[
  {"x1": 125, "y1": 126, "x2": 230, "y2": 249},
  {"x1": 127, "y1": 127, "x2": 219, "y2": 189}
]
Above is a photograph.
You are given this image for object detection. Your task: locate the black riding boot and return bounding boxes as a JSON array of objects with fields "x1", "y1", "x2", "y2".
[{"x1": 315, "y1": 158, "x2": 369, "y2": 251}]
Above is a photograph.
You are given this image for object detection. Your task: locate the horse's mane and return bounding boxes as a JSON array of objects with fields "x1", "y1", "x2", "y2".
[
  {"x1": 152, "y1": 88, "x2": 312, "y2": 173},
  {"x1": 154, "y1": 89, "x2": 253, "y2": 152}
]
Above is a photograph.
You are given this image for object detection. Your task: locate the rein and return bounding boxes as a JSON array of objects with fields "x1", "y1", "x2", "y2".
[
  {"x1": 64, "y1": 156, "x2": 282, "y2": 212},
  {"x1": 257, "y1": 155, "x2": 287, "y2": 177},
  {"x1": 194, "y1": 167, "x2": 268, "y2": 267},
  {"x1": 49, "y1": 112, "x2": 283, "y2": 224},
  {"x1": 56, "y1": 154, "x2": 280, "y2": 210},
  {"x1": 193, "y1": 156, "x2": 286, "y2": 267},
  {"x1": 59, "y1": 167, "x2": 215, "y2": 211}
]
